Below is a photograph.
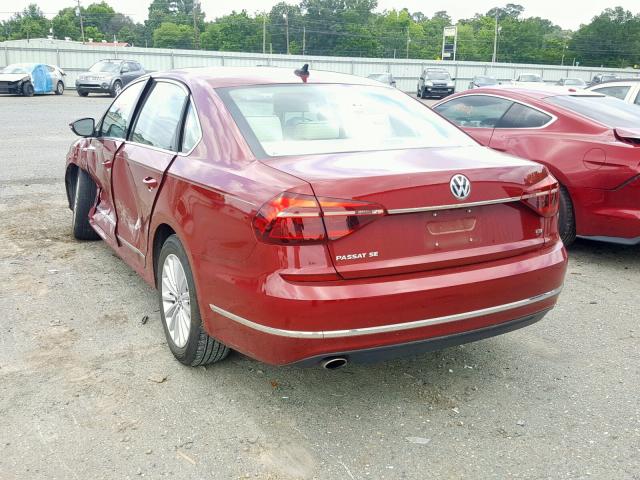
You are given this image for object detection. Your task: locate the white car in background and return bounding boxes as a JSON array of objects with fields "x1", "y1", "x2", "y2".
[{"x1": 587, "y1": 79, "x2": 640, "y2": 106}]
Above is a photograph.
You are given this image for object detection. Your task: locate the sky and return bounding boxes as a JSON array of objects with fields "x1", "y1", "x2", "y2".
[{"x1": 1, "y1": 0, "x2": 638, "y2": 31}]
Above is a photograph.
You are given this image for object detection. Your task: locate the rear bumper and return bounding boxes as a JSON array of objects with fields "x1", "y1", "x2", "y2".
[
  {"x1": 289, "y1": 309, "x2": 550, "y2": 366},
  {"x1": 202, "y1": 240, "x2": 567, "y2": 365},
  {"x1": 573, "y1": 176, "x2": 640, "y2": 240}
]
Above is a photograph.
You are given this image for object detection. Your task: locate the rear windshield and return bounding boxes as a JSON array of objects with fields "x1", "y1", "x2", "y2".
[
  {"x1": 367, "y1": 74, "x2": 391, "y2": 82},
  {"x1": 475, "y1": 76, "x2": 497, "y2": 84},
  {"x1": 546, "y1": 95, "x2": 640, "y2": 128},
  {"x1": 563, "y1": 78, "x2": 585, "y2": 86},
  {"x1": 221, "y1": 84, "x2": 475, "y2": 157}
]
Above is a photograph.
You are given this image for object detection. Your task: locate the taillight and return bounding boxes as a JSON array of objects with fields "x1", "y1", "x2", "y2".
[
  {"x1": 521, "y1": 181, "x2": 559, "y2": 218},
  {"x1": 253, "y1": 192, "x2": 385, "y2": 245}
]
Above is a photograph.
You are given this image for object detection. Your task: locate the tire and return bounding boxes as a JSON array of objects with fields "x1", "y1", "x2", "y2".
[
  {"x1": 558, "y1": 185, "x2": 576, "y2": 247},
  {"x1": 55, "y1": 81, "x2": 64, "y2": 95},
  {"x1": 157, "y1": 235, "x2": 230, "y2": 367},
  {"x1": 77, "y1": 90, "x2": 89, "y2": 97},
  {"x1": 420, "y1": 87, "x2": 427, "y2": 99},
  {"x1": 22, "y1": 82, "x2": 34, "y2": 97},
  {"x1": 110, "y1": 80, "x2": 122, "y2": 97},
  {"x1": 71, "y1": 168, "x2": 100, "y2": 240}
]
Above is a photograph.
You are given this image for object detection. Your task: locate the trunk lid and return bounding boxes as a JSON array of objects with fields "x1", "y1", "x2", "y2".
[{"x1": 262, "y1": 146, "x2": 553, "y2": 279}]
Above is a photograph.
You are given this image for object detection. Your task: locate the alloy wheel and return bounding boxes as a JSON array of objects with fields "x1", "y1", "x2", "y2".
[{"x1": 161, "y1": 253, "x2": 191, "y2": 348}]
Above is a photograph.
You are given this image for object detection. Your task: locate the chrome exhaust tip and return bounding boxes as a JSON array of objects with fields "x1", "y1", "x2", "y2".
[{"x1": 320, "y1": 357, "x2": 348, "y2": 370}]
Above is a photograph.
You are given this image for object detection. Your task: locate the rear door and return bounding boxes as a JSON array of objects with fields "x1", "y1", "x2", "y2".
[
  {"x1": 111, "y1": 80, "x2": 189, "y2": 267},
  {"x1": 89, "y1": 79, "x2": 147, "y2": 241},
  {"x1": 433, "y1": 94, "x2": 513, "y2": 145}
]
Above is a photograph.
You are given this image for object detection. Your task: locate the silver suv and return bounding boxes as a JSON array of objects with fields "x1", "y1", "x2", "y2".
[
  {"x1": 76, "y1": 59, "x2": 145, "y2": 97},
  {"x1": 417, "y1": 69, "x2": 455, "y2": 99}
]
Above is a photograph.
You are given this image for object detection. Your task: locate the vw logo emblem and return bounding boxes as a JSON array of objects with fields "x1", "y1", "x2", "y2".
[{"x1": 450, "y1": 174, "x2": 471, "y2": 200}]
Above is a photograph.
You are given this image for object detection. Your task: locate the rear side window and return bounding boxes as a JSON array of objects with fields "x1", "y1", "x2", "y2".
[
  {"x1": 635, "y1": 91, "x2": 640, "y2": 106},
  {"x1": 130, "y1": 82, "x2": 188, "y2": 151},
  {"x1": 496, "y1": 103, "x2": 552, "y2": 128},
  {"x1": 100, "y1": 80, "x2": 145, "y2": 139},
  {"x1": 546, "y1": 95, "x2": 640, "y2": 128},
  {"x1": 592, "y1": 85, "x2": 630, "y2": 100},
  {"x1": 434, "y1": 95, "x2": 513, "y2": 128}
]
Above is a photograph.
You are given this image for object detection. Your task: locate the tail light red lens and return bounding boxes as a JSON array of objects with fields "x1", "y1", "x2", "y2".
[
  {"x1": 521, "y1": 181, "x2": 560, "y2": 218},
  {"x1": 253, "y1": 192, "x2": 385, "y2": 245}
]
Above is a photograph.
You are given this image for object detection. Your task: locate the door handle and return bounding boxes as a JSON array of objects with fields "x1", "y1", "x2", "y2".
[{"x1": 142, "y1": 176, "x2": 158, "y2": 189}]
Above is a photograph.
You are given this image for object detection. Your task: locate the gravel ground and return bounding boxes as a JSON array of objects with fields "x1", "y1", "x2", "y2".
[{"x1": 0, "y1": 92, "x2": 639, "y2": 480}]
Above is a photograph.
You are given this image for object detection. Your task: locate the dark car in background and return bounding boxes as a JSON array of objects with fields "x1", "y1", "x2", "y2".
[
  {"x1": 417, "y1": 68, "x2": 455, "y2": 99},
  {"x1": 76, "y1": 59, "x2": 145, "y2": 97},
  {"x1": 367, "y1": 72, "x2": 397, "y2": 87},
  {"x1": 468, "y1": 75, "x2": 498, "y2": 89},
  {"x1": 588, "y1": 73, "x2": 618, "y2": 86},
  {"x1": 555, "y1": 78, "x2": 587, "y2": 87}
]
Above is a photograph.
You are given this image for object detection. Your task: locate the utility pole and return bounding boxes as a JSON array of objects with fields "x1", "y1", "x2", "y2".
[
  {"x1": 302, "y1": 25, "x2": 306, "y2": 55},
  {"x1": 76, "y1": 0, "x2": 85, "y2": 44},
  {"x1": 492, "y1": 13, "x2": 498, "y2": 63},
  {"x1": 192, "y1": 0, "x2": 200, "y2": 49},
  {"x1": 283, "y1": 12, "x2": 290, "y2": 54},
  {"x1": 262, "y1": 15, "x2": 266, "y2": 54},
  {"x1": 406, "y1": 27, "x2": 410, "y2": 59}
]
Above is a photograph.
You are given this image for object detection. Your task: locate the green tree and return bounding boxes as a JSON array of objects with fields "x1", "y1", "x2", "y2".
[
  {"x1": 3, "y1": 4, "x2": 50, "y2": 40},
  {"x1": 201, "y1": 11, "x2": 265, "y2": 52},
  {"x1": 152, "y1": 22, "x2": 194, "y2": 48}
]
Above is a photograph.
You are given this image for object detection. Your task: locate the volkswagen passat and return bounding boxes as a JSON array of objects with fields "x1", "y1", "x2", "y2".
[{"x1": 64, "y1": 67, "x2": 566, "y2": 367}]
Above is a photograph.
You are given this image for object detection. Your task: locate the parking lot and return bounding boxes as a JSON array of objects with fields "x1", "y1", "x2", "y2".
[{"x1": 0, "y1": 91, "x2": 639, "y2": 479}]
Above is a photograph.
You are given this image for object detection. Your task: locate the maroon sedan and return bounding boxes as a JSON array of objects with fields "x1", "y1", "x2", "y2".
[
  {"x1": 65, "y1": 68, "x2": 566, "y2": 368},
  {"x1": 434, "y1": 87, "x2": 640, "y2": 246}
]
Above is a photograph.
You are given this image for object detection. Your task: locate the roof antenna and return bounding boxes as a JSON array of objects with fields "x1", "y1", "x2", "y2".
[{"x1": 294, "y1": 64, "x2": 309, "y2": 83}]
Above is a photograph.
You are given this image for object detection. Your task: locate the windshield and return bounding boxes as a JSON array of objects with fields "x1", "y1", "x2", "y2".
[
  {"x1": 518, "y1": 75, "x2": 542, "y2": 82},
  {"x1": 564, "y1": 78, "x2": 586, "y2": 86},
  {"x1": 222, "y1": 84, "x2": 475, "y2": 157},
  {"x1": 426, "y1": 71, "x2": 450, "y2": 80},
  {"x1": 89, "y1": 61, "x2": 120, "y2": 73},
  {"x1": 2, "y1": 65, "x2": 30, "y2": 74},
  {"x1": 546, "y1": 95, "x2": 640, "y2": 128}
]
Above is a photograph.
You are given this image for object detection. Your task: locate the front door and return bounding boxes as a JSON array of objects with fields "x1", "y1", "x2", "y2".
[
  {"x1": 88, "y1": 80, "x2": 147, "y2": 242},
  {"x1": 111, "y1": 80, "x2": 189, "y2": 269}
]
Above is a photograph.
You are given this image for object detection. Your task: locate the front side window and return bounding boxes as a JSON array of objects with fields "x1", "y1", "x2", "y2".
[
  {"x1": 181, "y1": 102, "x2": 202, "y2": 152},
  {"x1": 130, "y1": 82, "x2": 188, "y2": 151},
  {"x1": 100, "y1": 80, "x2": 145, "y2": 139},
  {"x1": 222, "y1": 84, "x2": 475, "y2": 157},
  {"x1": 496, "y1": 103, "x2": 552, "y2": 129},
  {"x1": 634, "y1": 90, "x2": 640, "y2": 106},
  {"x1": 434, "y1": 95, "x2": 513, "y2": 128},
  {"x1": 592, "y1": 85, "x2": 630, "y2": 100}
]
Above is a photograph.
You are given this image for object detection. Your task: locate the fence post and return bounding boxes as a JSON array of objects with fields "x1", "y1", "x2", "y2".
[
  {"x1": 170, "y1": 51, "x2": 175, "y2": 69},
  {"x1": 56, "y1": 48, "x2": 60, "y2": 67},
  {"x1": 4, "y1": 46, "x2": 8, "y2": 66}
]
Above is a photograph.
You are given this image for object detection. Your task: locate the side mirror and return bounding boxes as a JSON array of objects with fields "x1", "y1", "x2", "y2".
[
  {"x1": 391, "y1": 80, "x2": 397, "y2": 87},
  {"x1": 70, "y1": 117, "x2": 96, "y2": 137}
]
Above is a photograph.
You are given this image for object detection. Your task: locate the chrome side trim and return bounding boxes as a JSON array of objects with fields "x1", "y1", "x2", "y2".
[
  {"x1": 387, "y1": 196, "x2": 521, "y2": 214},
  {"x1": 209, "y1": 286, "x2": 562, "y2": 339}
]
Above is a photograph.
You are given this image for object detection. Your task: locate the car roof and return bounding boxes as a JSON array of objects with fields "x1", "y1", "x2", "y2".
[{"x1": 156, "y1": 66, "x2": 389, "y2": 88}]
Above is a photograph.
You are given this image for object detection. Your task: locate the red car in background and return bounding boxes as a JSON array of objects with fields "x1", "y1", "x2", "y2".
[
  {"x1": 64, "y1": 68, "x2": 566, "y2": 368},
  {"x1": 434, "y1": 87, "x2": 640, "y2": 246}
]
